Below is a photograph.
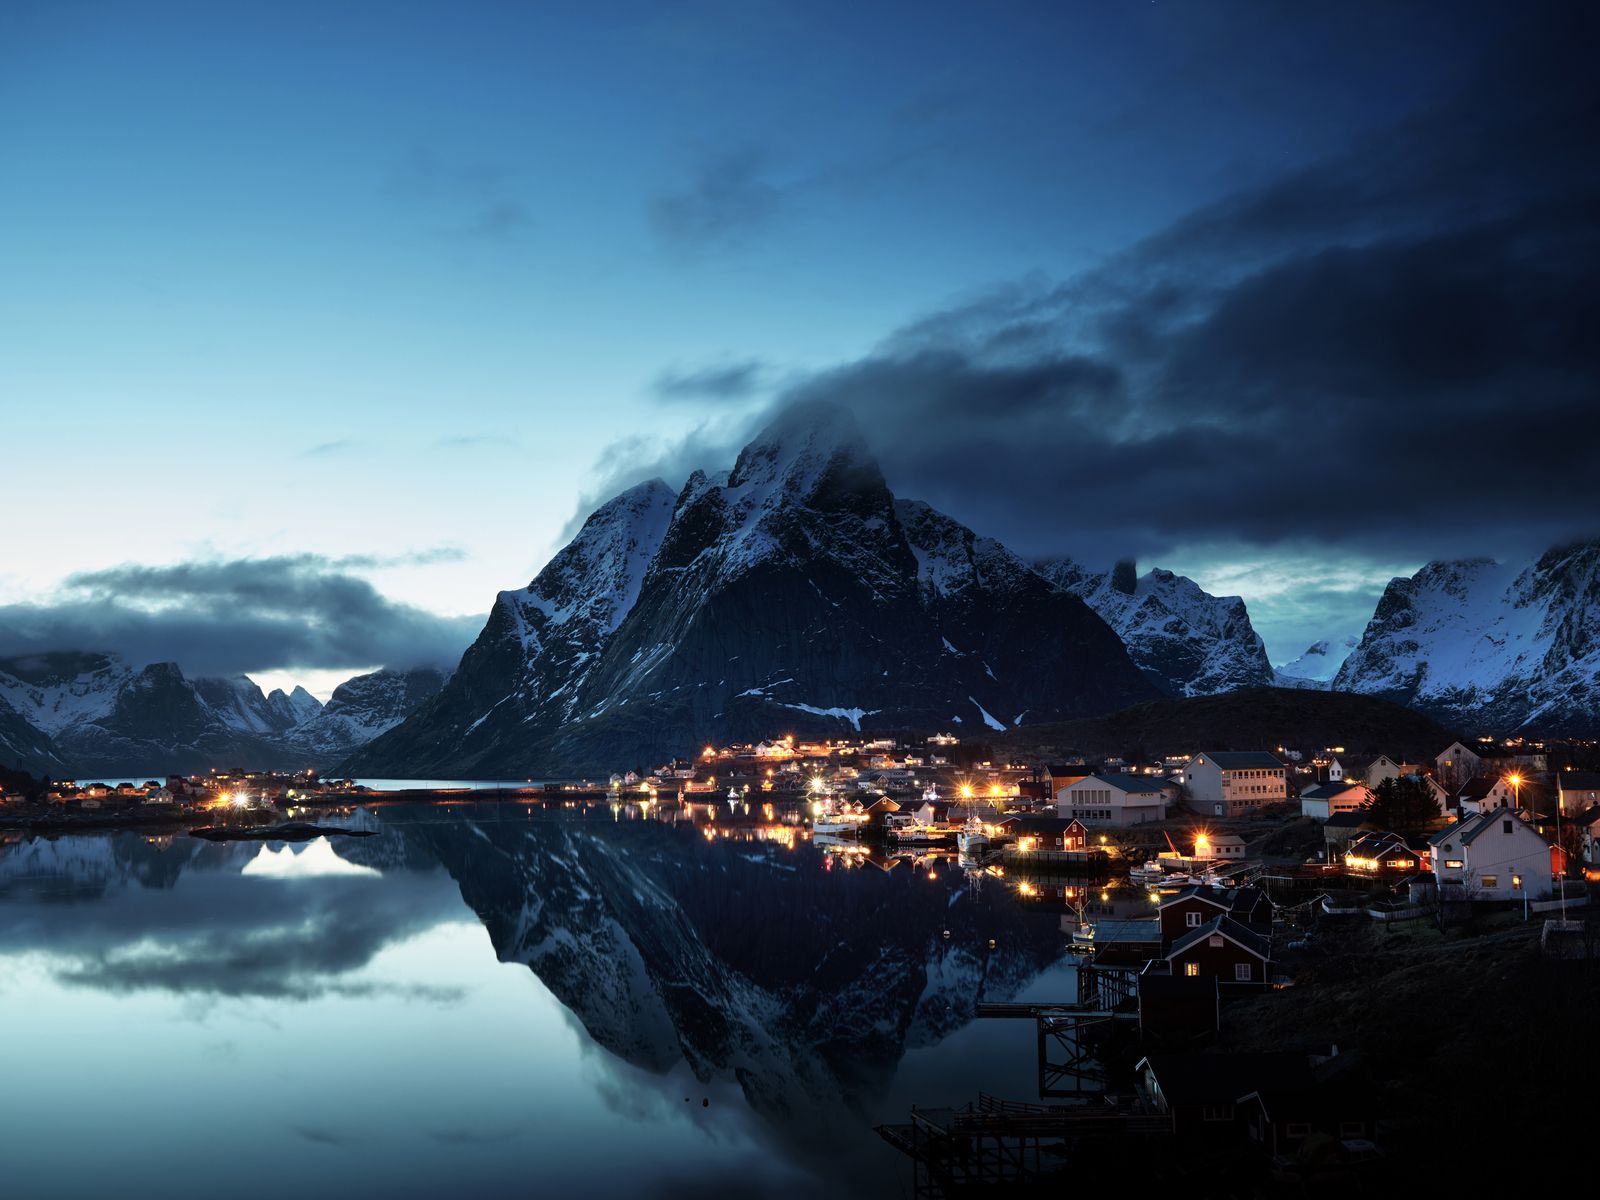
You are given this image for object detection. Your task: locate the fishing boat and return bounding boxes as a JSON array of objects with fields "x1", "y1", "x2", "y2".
[
  {"x1": 956, "y1": 814, "x2": 989, "y2": 855},
  {"x1": 886, "y1": 814, "x2": 948, "y2": 843},
  {"x1": 813, "y1": 815, "x2": 863, "y2": 836},
  {"x1": 1129, "y1": 860, "x2": 1167, "y2": 884}
]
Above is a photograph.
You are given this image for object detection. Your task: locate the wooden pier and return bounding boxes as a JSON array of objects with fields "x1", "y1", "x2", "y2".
[{"x1": 877, "y1": 1093, "x2": 1171, "y2": 1197}]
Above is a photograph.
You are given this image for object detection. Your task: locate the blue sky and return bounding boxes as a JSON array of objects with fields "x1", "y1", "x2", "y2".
[{"x1": 2, "y1": 0, "x2": 1591, "y2": 693}]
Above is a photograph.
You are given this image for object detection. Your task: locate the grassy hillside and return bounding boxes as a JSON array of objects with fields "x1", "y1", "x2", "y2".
[{"x1": 994, "y1": 687, "x2": 1456, "y2": 762}]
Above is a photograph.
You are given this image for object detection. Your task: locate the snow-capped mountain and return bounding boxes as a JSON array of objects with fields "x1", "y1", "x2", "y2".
[
  {"x1": 0, "y1": 653, "x2": 447, "y2": 778},
  {"x1": 287, "y1": 666, "x2": 449, "y2": 758},
  {"x1": 1272, "y1": 636, "x2": 1358, "y2": 689},
  {"x1": 0, "y1": 692, "x2": 65, "y2": 777},
  {"x1": 1334, "y1": 541, "x2": 1600, "y2": 734},
  {"x1": 343, "y1": 403, "x2": 1156, "y2": 777},
  {"x1": 1033, "y1": 558, "x2": 1275, "y2": 696},
  {"x1": 193, "y1": 675, "x2": 322, "y2": 736}
]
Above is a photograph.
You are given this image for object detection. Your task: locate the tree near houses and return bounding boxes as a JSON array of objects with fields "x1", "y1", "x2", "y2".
[{"x1": 1362, "y1": 777, "x2": 1439, "y2": 837}]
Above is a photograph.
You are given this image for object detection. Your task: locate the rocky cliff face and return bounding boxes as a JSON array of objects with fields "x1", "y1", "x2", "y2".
[
  {"x1": 343, "y1": 403, "x2": 1157, "y2": 777},
  {"x1": 1334, "y1": 541, "x2": 1600, "y2": 734},
  {"x1": 1034, "y1": 558, "x2": 1275, "y2": 697}
]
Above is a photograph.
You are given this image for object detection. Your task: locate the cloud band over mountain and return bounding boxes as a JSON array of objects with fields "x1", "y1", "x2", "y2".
[{"x1": 0, "y1": 555, "x2": 482, "y2": 678}]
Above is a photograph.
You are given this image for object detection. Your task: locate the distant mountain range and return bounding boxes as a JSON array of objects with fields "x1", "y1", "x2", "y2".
[
  {"x1": 0, "y1": 652, "x2": 446, "y2": 779},
  {"x1": 4, "y1": 406, "x2": 1596, "y2": 779}
]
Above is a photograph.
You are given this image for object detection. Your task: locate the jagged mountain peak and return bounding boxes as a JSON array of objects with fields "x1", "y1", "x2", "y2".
[
  {"x1": 1335, "y1": 538, "x2": 1600, "y2": 733},
  {"x1": 1034, "y1": 556, "x2": 1273, "y2": 697},
  {"x1": 341, "y1": 429, "x2": 1155, "y2": 776},
  {"x1": 726, "y1": 400, "x2": 875, "y2": 493}
]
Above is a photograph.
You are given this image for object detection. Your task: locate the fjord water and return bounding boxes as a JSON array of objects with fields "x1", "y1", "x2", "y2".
[{"x1": 0, "y1": 807, "x2": 1083, "y2": 1199}]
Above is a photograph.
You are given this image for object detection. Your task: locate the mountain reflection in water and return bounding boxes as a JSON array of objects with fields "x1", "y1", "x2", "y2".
[{"x1": 0, "y1": 806, "x2": 1092, "y2": 1199}]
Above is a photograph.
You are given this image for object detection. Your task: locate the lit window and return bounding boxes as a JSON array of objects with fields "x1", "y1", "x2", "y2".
[
  {"x1": 1512, "y1": 874, "x2": 1523, "y2": 891},
  {"x1": 1482, "y1": 875, "x2": 1498, "y2": 889},
  {"x1": 1184, "y1": 962, "x2": 1199, "y2": 977}
]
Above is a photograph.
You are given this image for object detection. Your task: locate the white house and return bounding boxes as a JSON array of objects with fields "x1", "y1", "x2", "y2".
[
  {"x1": 1454, "y1": 775, "x2": 1520, "y2": 816},
  {"x1": 1557, "y1": 770, "x2": 1600, "y2": 814},
  {"x1": 1056, "y1": 773, "x2": 1167, "y2": 827},
  {"x1": 1327, "y1": 754, "x2": 1405, "y2": 787},
  {"x1": 1184, "y1": 752, "x2": 1287, "y2": 818},
  {"x1": 1428, "y1": 810, "x2": 1553, "y2": 901},
  {"x1": 1298, "y1": 781, "x2": 1372, "y2": 822}
]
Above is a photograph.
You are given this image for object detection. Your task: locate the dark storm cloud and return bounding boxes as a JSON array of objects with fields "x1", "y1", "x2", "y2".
[
  {"x1": 651, "y1": 147, "x2": 785, "y2": 250},
  {"x1": 602, "y1": 4, "x2": 1600, "y2": 571},
  {"x1": 653, "y1": 359, "x2": 771, "y2": 402},
  {"x1": 0, "y1": 555, "x2": 482, "y2": 677}
]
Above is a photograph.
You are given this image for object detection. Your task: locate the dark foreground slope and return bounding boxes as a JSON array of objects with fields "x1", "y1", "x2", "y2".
[{"x1": 992, "y1": 687, "x2": 1457, "y2": 761}]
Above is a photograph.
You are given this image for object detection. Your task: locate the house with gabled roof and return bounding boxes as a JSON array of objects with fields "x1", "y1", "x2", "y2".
[
  {"x1": 1165, "y1": 915, "x2": 1273, "y2": 985},
  {"x1": 997, "y1": 815, "x2": 1088, "y2": 853},
  {"x1": 1327, "y1": 754, "x2": 1408, "y2": 787},
  {"x1": 1299, "y1": 780, "x2": 1372, "y2": 822},
  {"x1": 1454, "y1": 775, "x2": 1519, "y2": 816},
  {"x1": 1343, "y1": 831, "x2": 1423, "y2": 873},
  {"x1": 1158, "y1": 885, "x2": 1272, "y2": 946},
  {"x1": 1429, "y1": 810, "x2": 1553, "y2": 900},
  {"x1": 1055, "y1": 771, "x2": 1168, "y2": 826},
  {"x1": 1557, "y1": 770, "x2": 1600, "y2": 815}
]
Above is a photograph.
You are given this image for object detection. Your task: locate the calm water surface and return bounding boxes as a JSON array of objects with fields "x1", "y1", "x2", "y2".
[{"x1": 0, "y1": 805, "x2": 1109, "y2": 1199}]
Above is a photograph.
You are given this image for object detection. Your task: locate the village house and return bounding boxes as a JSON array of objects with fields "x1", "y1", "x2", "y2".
[
  {"x1": 1236, "y1": 1069, "x2": 1376, "y2": 1162},
  {"x1": 1192, "y1": 831, "x2": 1249, "y2": 860},
  {"x1": 1136, "y1": 1051, "x2": 1314, "y2": 1140},
  {"x1": 1055, "y1": 772, "x2": 1168, "y2": 827},
  {"x1": 1572, "y1": 806, "x2": 1600, "y2": 865},
  {"x1": 1557, "y1": 770, "x2": 1600, "y2": 814},
  {"x1": 1164, "y1": 915, "x2": 1274, "y2": 985},
  {"x1": 1045, "y1": 763, "x2": 1089, "y2": 798},
  {"x1": 1184, "y1": 752, "x2": 1287, "y2": 818},
  {"x1": 1298, "y1": 780, "x2": 1372, "y2": 822},
  {"x1": 999, "y1": 815, "x2": 1088, "y2": 853},
  {"x1": 1429, "y1": 810, "x2": 1554, "y2": 900},
  {"x1": 1435, "y1": 740, "x2": 1548, "y2": 788},
  {"x1": 1454, "y1": 774, "x2": 1521, "y2": 816},
  {"x1": 1327, "y1": 754, "x2": 1405, "y2": 787},
  {"x1": 1321, "y1": 811, "x2": 1373, "y2": 860},
  {"x1": 1343, "y1": 831, "x2": 1424, "y2": 873},
  {"x1": 1158, "y1": 885, "x2": 1272, "y2": 947}
]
